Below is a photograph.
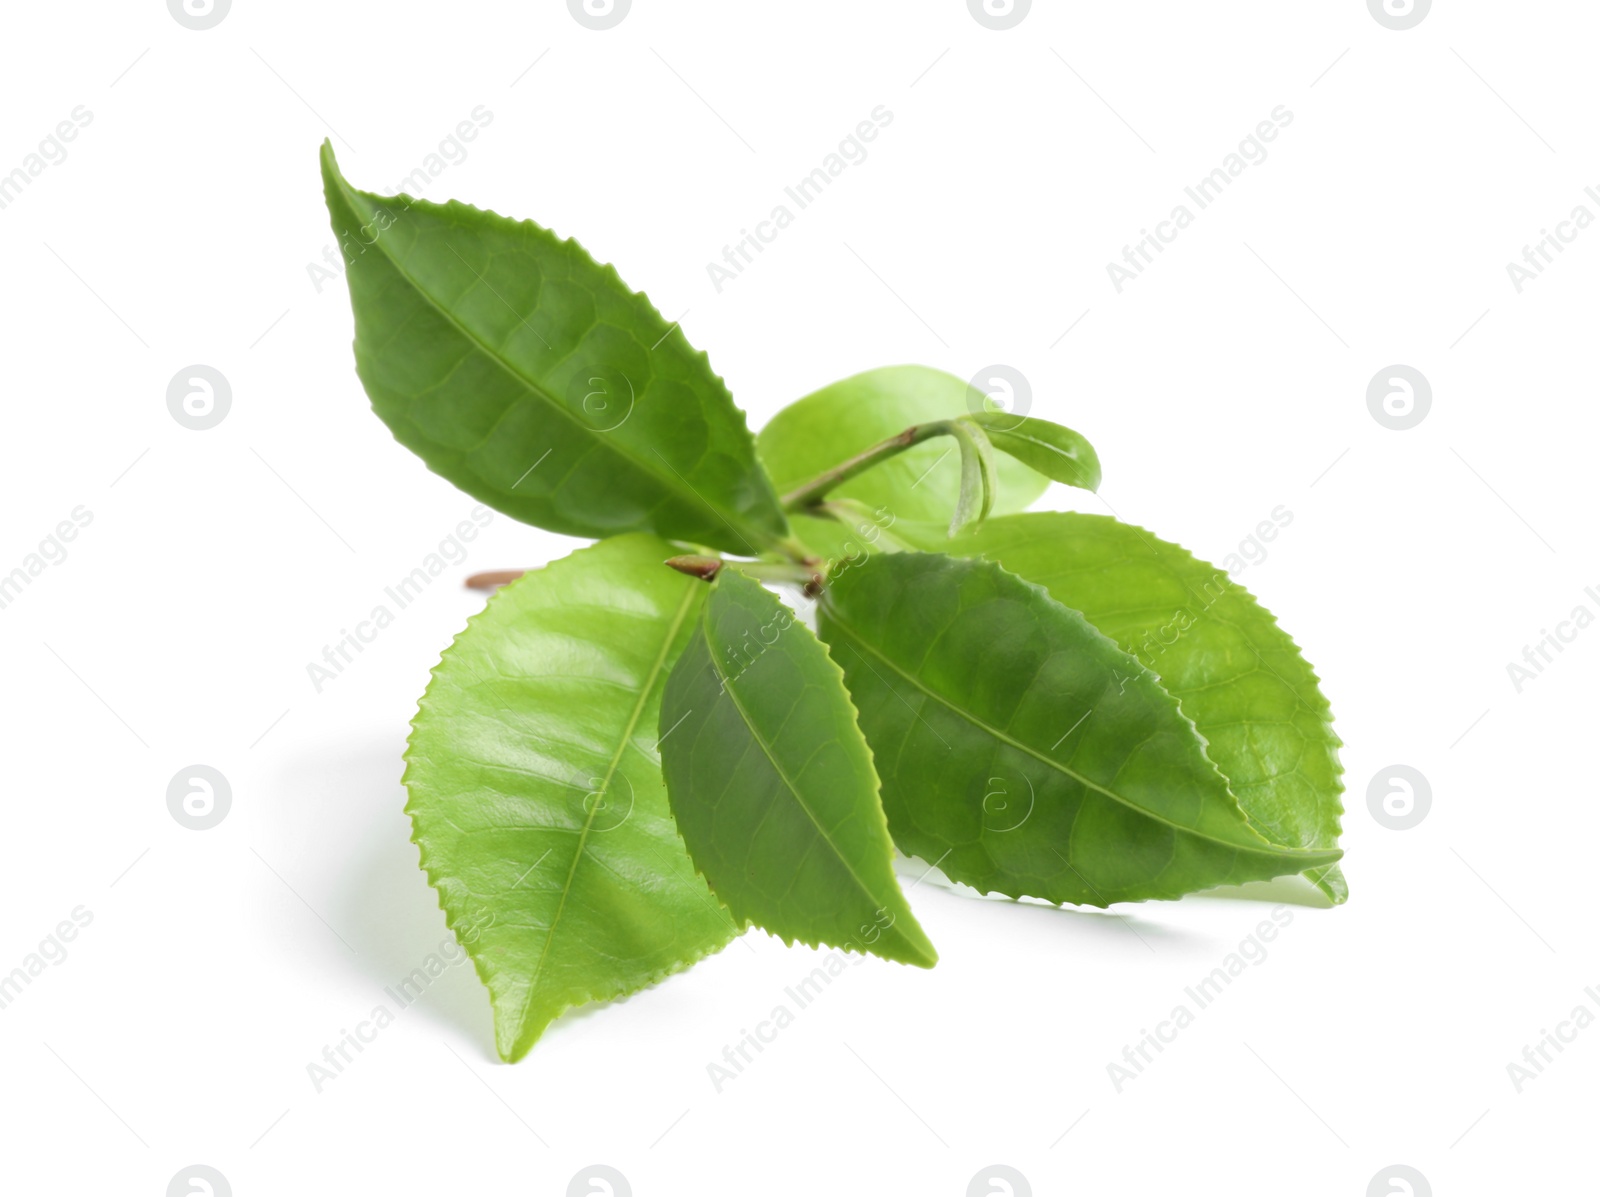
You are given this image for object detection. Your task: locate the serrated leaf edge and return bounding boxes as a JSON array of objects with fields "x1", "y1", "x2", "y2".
[
  {"x1": 667, "y1": 577, "x2": 938, "y2": 969},
  {"x1": 320, "y1": 142, "x2": 786, "y2": 553},
  {"x1": 820, "y1": 552, "x2": 1344, "y2": 894},
  {"x1": 956, "y1": 513, "x2": 1347, "y2": 902},
  {"x1": 401, "y1": 540, "x2": 741, "y2": 1062}
]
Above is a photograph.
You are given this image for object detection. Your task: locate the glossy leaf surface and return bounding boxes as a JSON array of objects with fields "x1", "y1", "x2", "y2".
[
  {"x1": 659, "y1": 569, "x2": 937, "y2": 966},
  {"x1": 945, "y1": 513, "x2": 1346, "y2": 901},
  {"x1": 405, "y1": 535, "x2": 739, "y2": 1062},
  {"x1": 321, "y1": 144, "x2": 787, "y2": 555},
  {"x1": 756, "y1": 365, "x2": 1046, "y2": 523},
  {"x1": 818, "y1": 553, "x2": 1341, "y2": 905}
]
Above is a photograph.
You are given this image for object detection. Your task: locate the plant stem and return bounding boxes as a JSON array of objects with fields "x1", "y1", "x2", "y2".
[
  {"x1": 666, "y1": 554, "x2": 826, "y2": 596},
  {"x1": 465, "y1": 569, "x2": 527, "y2": 590},
  {"x1": 779, "y1": 421, "x2": 956, "y2": 512},
  {"x1": 734, "y1": 560, "x2": 826, "y2": 593},
  {"x1": 769, "y1": 534, "x2": 822, "y2": 567}
]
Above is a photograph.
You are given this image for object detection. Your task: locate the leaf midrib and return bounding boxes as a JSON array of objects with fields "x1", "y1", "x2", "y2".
[
  {"x1": 822, "y1": 607, "x2": 1307, "y2": 859},
  {"x1": 998, "y1": 428, "x2": 1088, "y2": 467},
  {"x1": 996, "y1": 428, "x2": 1081, "y2": 462},
  {"x1": 515, "y1": 582, "x2": 701, "y2": 1036},
  {"x1": 330, "y1": 171, "x2": 758, "y2": 545}
]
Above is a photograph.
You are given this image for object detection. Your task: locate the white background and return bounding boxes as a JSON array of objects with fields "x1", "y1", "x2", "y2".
[{"x1": 1, "y1": 1, "x2": 1592, "y2": 1194}]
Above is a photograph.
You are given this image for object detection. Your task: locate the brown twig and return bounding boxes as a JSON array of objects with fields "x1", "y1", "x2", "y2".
[{"x1": 464, "y1": 569, "x2": 528, "y2": 591}]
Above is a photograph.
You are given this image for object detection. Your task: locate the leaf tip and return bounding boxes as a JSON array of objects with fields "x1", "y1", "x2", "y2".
[
  {"x1": 318, "y1": 137, "x2": 339, "y2": 182},
  {"x1": 877, "y1": 904, "x2": 939, "y2": 969},
  {"x1": 1081, "y1": 447, "x2": 1104, "y2": 493}
]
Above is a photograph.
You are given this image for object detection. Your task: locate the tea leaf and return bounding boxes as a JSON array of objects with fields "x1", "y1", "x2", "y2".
[
  {"x1": 321, "y1": 144, "x2": 788, "y2": 555},
  {"x1": 965, "y1": 412, "x2": 1101, "y2": 492},
  {"x1": 659, "y1": 569, "x2": 937, "y2": 966},
  {"x1": 818, "y1": 553, "x2": 1341, "y2": 905},
  {"x1": 945, "y1": 513, "x2": 1346, "y2": 901},
  {"x1": 947, "y1": 420, "x2": 997, "y2": 536},
  {"x1": 405, "y1": 534, "x2": 739, "y2": 1062}
]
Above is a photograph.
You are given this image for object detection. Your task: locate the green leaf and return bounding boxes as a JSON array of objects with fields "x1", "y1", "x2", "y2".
[
  {"x1": 817, "y1": 553, "x2": 1341, "y2": 906},
  {"x1": 404, "y1": 534, "x2": 740, "y2": 1062},
  {"x1": 945, "y1": 513, "x2": 1346, "y2": 901},
  {"x1": 320, "y1": 143, "x2": 788, "y2": 556},
  {"x1": 965, "y1": 412, "x2": 1101, "y2": 492},
  {"x1": 658, "y1": 568, "x2": 937, "y2": 967},
  {"x1": 947, "y1": 420, "x2": 997, "y2": 536},
  {"x1": 756, "y1": 366, "x2": 1047, "y2": 523}
]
